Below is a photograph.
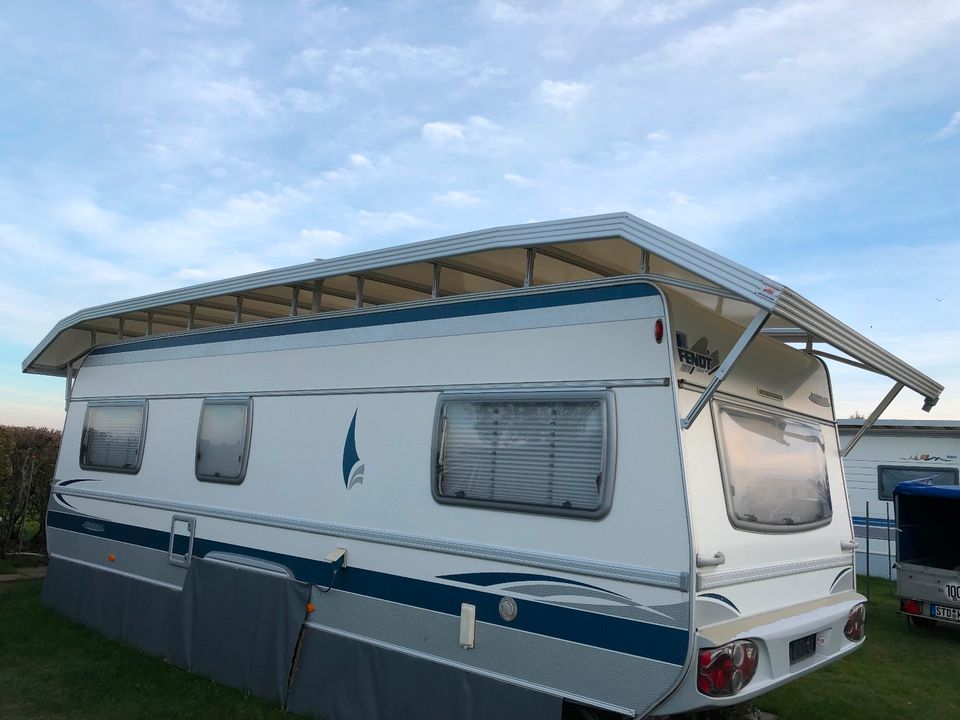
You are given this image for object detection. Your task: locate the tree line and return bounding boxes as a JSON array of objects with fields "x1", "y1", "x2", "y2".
[{"x1": 0, "y1": 425, "x2": 61, "y2": 558}]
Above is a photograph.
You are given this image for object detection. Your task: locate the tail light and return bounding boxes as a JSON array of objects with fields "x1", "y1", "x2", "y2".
[
  {"x1": 844, "y1": 603, "x2": 867, "y2": 641},
  {"x1": 696, "y1": 639, "x2": 759, "y2": 697},
  {"x1": 900, "y1": 598, "x2": 922, "y2": 616}
]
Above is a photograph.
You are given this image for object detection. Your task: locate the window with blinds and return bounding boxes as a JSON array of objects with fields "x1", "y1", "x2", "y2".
[
  {"x1": 79, "y1": 403, "x2": 147, "y2": 473},
  {"x1": 195, "y1": 399, "x2": 252, "y2": 484},
  {"x1": 434, "y1": 395, "x2": 612, "y2": 517}
]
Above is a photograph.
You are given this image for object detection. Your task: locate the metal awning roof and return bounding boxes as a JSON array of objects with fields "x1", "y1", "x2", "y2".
[{"x1": 23, "y1": 212, "x2": 943, "y2": 413}]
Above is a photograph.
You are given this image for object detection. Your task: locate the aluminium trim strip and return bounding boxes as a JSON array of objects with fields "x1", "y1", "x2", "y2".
[
  {"x1": 48, "y1": 552, "x2": 183, "y2": 591},
  {"x1": 70, "y1": 378, "x2": 671, "y2": 403},
  {"x1": 304, "y1": 621, "x2": 639, "y2": 717},
  {"x1": 696, "y1": 554, "x2": 853, "y2": 590},
  {"x1": 53, "y1": 485, "x2": 688, "y2": 590}
]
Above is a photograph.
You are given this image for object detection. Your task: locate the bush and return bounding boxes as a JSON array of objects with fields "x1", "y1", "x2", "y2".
[{"x1": 0, "y1": 425, "x2": 61, "y2": 558}]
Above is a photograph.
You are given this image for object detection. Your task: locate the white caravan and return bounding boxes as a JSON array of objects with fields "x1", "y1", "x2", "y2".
[
  {"x1": 839, "y1": 419, "x2": 960, "y2": 579},
  {"x1": 26, "y1": 214, "x2": 942, "y2": 720}
]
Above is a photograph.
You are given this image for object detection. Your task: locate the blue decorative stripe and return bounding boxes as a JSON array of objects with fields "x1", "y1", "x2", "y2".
[
  {"x1": 439, "y1": 571, "x2": 609, "y2": 592},
  {"x1": 699, "y1": 593, "x2": 739, "y2": 614},
  {"x1": 89, "y1": 283, "x2": 659, "y2": 356},
  {"x1": 46, "y1": 509, "x2": 687, "y2": 665},
  {"x1": 829, "y1": 568, "x2": 852, "y2": 592},
  {"x1": 851, "y1": 516, "x2": 894, "y2": 528}
]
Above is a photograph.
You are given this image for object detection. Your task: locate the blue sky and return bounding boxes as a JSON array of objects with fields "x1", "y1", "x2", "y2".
[{"x1": 1, "y1": 0, "x2": 958, "y2": 427}]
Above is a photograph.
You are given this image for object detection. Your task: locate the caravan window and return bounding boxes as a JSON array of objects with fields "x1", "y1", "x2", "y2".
[
  {"x1": 433, "y1": 394, "x2": 613, "y2": 518},
  {"x1": 878, "y1": 466, "x2": 958, "y2": 501},
  {"x1": 715, "y1": 403, "x2": 832, "y2": 532},
  {"x1": 80, "y1": 402, "x2": 147, "y2": 473},
  {"x1": 195, "y1": 399, "x2": 252, "y2": 484}
]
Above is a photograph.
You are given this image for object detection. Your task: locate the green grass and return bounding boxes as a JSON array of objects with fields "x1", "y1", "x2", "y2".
[
  {"x1": 756, "y1": 577, "x2": 960, "y2": 720},
  {"x1": 0, "y1": 580, "x2": 294, "y2": 720}
]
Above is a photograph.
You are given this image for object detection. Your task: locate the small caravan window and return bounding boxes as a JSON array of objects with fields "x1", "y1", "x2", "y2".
[
  {"x1": 715, "y1": 403, "x2": 832, "y2": 532},
  {"x1": 433, "y1": 395, "x2": 612, "y2": 518},
  {"x1": 196, "y1": 399, "x2": 252, "y2": 484},
  {"x1": 80, "y1": 402, "x2": 147, "y2": 473},
  {"x1": 878, "y1": 466, "x2": 958, "y2": 501}
]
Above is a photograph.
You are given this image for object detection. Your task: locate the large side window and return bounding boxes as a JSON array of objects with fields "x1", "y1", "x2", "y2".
[
  {"x1": 433, "y1": 394, "x2": 613, "y2": 518},
  {"x1": 878, "y1": 466, "x2": 958, "y2": 501},
  {"x1": 80, "y1": 402, "x2": 147, "y2": 473},
  {"x1": 196, "y1": 399, "x2": 253, "y2": 484},
  {"x1": 714, "y1": 402, "x2": 832, "y2": 533}
]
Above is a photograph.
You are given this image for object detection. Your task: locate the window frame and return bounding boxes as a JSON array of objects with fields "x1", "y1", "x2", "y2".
[
  {"x1": 877, "y1": 464, "x2": 959, "y2": 501},
  {"x1": 194, "y1": 397, "x2": 254, "y2": 485},
  {"x1": 712, "y1": 399, "x2": 833, "y2": 534},
  {"x1": 431, "y1": 391, "x2": 617, "y2": 519},
  {"x1": 79, "y1": 400, "x2": 149, "y2": 474}
]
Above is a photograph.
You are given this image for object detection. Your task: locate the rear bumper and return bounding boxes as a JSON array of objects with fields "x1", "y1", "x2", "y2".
[{"x1": 652, "y1": 591, "x2": 866, "y2": 714}]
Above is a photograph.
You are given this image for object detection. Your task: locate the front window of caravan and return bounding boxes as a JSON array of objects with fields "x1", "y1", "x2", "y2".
[
  {"x1": 80, "y1": 402, "x2": 147, "y2": 473},
  {"x1": 434, "y1": 396, "x2": 610, "y2": 517},
  {"x1": 715, "y1": 403, "x2": 832, "y2": 532}
]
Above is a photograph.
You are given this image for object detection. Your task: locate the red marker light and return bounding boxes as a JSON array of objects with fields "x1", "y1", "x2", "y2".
[{"x1": 654, "y1": 319, "x2": 664, "y2": 344}]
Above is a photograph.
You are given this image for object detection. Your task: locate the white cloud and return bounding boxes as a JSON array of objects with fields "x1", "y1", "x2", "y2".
[
  {"x1": 433, "y1": 191, "x2": 481, "y2": 207},
  {"x1": 300, "y1": 228, "x2": 348, "y2": 246},
  {"x1": 349, "y1": 153, "x2": 372, "y2": 167},
  {"x1": 537, "y1": 80, "x2": 589, "y2": 111},
  {"x1": 356, "y1": 210, "x2": 426, "y2": 233},
  {"x1": 504, "y1": 173, "x2": 531, "y2": 185},
  {"x1": 646, "y1": 130, "x2": 670, "y2": 142},
  {"x1": 420, "y1": 116, "x2": 503, "y2": 150},
  {"x1": 481, "y1": 1, "x2": 539, "y2": 23},
  {"x1": 176, "y1": 0, "x2": 240, "y2": 26},
  {"x1": 422, "y1": 121, "x2": 465, "y2": 143},
  {"x1": 934, "y1": 110, "x2": 960, "y2": 139}
]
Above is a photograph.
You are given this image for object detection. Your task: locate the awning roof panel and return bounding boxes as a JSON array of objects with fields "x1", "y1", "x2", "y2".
[{"x1": 23, "y1": 212, "x2": 943, "y2": 411}]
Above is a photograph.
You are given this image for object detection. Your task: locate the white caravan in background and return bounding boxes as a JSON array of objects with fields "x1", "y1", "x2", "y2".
[
  {"x1": 25, "y1": 214, "x2": 942, "y2": 720},
  {"x1": 839, "y1": 419, "x2": 959, "y2": 579}
]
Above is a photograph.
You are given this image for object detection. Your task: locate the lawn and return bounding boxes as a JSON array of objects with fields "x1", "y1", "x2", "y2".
[
  {"x1": 0, "y1": 575, "x2": 957, "y2": 719},
  {"x1": 756, "y1": 577, "x2": 960, "y2": 719}
]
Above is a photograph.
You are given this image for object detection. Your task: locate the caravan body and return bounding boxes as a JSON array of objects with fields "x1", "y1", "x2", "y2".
[
  {"x1": 839, "y1": 420, "x2": 960, "y2": 579},
  {"x1": 25, "y1": 214, "x2": 941, "y2": 719}
]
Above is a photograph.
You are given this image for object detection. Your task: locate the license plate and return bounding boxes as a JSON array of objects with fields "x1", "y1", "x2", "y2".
[
  {"x1": 789, "y1": 633, "x2": 817, "y2": 664},
  {"x1": 931, "y1": 604, "x2": 960, "y2": 622}
]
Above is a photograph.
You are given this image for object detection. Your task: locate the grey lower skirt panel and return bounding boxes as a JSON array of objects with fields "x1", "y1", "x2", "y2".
[
  {"x1": 42, "y1": 556, "x2": 181, "y2": 658},
  {"x1": 42, "y1": 556, "x2": 565, "y2": 719},
  {"x1": 170, "y1": 557, "x2": 311, "y2": 704},
  {"x1": 286, "y1": 625, "x2": 562, "y2": 720},
  {"x1": 42, "y1": 557, "x2": 309, "y2": 708}
]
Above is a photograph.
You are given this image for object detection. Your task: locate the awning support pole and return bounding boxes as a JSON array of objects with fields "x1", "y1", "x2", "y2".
[
  {"x1": 524, "y1": 248, "x2": 536, "y2": 287},
  {"x1": 312, "y1": 280, "x2": 324, "y2": 313},
  {"x1": 290, "y1": 287, "x2": 300, "y2": 317},
  {"x1": 432, "y1": 263, "x2": 441, "y2": 298},
  {"x1": 681, "y1": 308, "x2": 770, "y2": 430},
  {"x1": 841, "y1": 381, "x2": 904, "y2": 457},
  {"x1": 64, "y1": 362, "x2": 73, "y2": 411}
]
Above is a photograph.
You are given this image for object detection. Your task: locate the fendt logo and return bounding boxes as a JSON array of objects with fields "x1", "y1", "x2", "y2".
[{"x1": 675, "y1": 332, "x2": 720, "y2": 374}]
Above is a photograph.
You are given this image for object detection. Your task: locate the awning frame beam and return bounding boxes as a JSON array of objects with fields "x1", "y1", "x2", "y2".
[{"x1": 841, "y1": 381, "x2": 904, "y2": 457}]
